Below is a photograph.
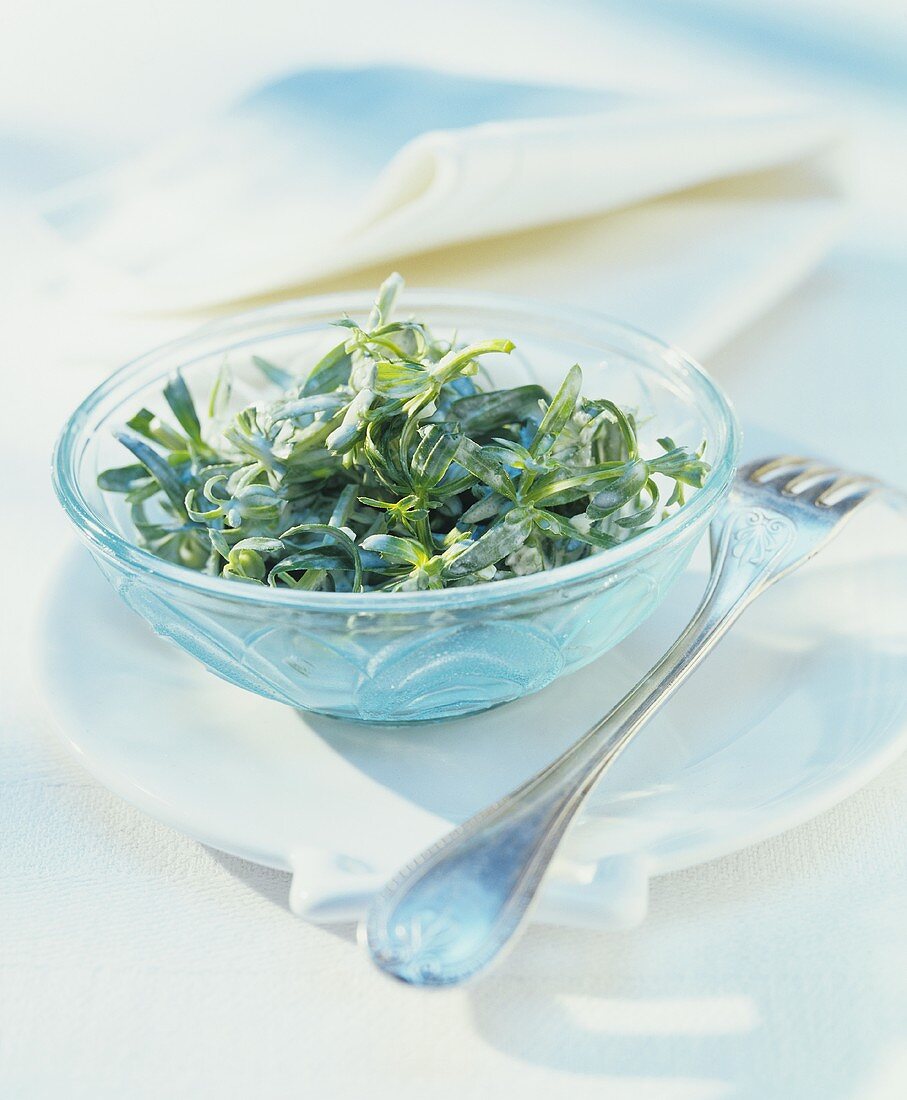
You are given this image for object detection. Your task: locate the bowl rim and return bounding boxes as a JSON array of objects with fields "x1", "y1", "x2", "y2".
[{"x1": 52, "y1": 287, "x2": 741, "y2": 611}]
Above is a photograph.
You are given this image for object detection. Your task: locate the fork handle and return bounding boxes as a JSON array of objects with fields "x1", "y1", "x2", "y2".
[{"x1": 364, "y1": 504, "x2": 797, "y2": 986}]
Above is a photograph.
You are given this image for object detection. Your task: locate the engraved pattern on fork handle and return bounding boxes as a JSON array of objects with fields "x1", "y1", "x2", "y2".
[{"x1": 365, "y1": 504, "x2": 798, "y2": 986}]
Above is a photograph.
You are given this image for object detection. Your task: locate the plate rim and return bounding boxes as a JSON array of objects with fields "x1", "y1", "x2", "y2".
[{"x1": 35, "y1": 531, "x2": 907, "y2": 909}]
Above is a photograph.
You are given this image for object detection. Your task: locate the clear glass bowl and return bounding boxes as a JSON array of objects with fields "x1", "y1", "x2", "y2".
[{"x1": 53, "y1": 291, "x2": 740, "y2": 723}]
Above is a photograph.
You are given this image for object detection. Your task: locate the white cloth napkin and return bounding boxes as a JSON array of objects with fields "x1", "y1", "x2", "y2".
[{"x1": 40, "y1": 66, "x2": 842, "y2": 356}]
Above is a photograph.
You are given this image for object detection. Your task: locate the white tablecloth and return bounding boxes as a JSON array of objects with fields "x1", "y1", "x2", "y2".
[{"x1": 3, "y1": 3, "x2": 907, "y2": 1097}]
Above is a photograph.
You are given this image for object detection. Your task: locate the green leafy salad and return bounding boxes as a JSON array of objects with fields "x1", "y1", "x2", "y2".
[{"x1": 99, "y1": 275, "x2": 709, "y2": 593}]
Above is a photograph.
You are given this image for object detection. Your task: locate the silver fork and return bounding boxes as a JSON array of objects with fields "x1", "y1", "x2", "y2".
[{"x1": 363, "y1": 456, "x2": 886, "y2": 987}]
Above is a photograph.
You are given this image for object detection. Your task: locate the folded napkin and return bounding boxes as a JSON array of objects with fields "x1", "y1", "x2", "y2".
[{"x1": 41, "y1": 66, "x2": 842, "y2": 357}]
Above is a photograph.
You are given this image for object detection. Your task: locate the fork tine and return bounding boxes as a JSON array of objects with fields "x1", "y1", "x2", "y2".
[
  {"x1": 744, "y1": 455, "x2": 813, "y2": 483},
  {"x1": 740, "y1": 455, "x2": 885, "y2": 514},
  {"x1": 782, "y1": 465, "x2": 841, "y2": 501},
  {"x1": 823, "y1": 484, "x2": 883, "y2": 515},
  {"x1": 815, "y1": 474, "x2": 881, "y2": 507}
]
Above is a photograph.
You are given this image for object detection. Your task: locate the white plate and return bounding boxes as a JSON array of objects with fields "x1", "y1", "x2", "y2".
[{"x1": 39, "y1": 461, "x2": 907, "y2": 931}]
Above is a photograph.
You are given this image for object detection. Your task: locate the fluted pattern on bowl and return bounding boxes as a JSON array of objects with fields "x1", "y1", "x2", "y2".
[{"x1": 95, "y1": 533, "x2": 697, "y2": 721}]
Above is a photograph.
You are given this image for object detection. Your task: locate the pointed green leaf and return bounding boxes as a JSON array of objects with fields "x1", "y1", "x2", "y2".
[
  {"x1": 302, "y1": 341, "x2": 352, "y2": 395},
  {"x1": 445, "y1": 509, "x2": 533, "y2": 577},
  {"x1": 368, "y1": 272, "x2": 404, "y2": 330},
  {"x1": 163, "y1": 372, "x2": 202, "y2": 443},
  {"x1": 360, "y1": 534, "x2": 425, "y2": 567},
  {"x1": 126, "y1": 408, "x2": 186, "y2": 452},
  {"x1": 252, "y1": 355, "x2": 295, "y2": 389},
  {"x1": 530, "y1": 363, "x2": 582, "y2": 457},
  {"x1": 449, "y1": 385, "x2": 547, "y2": 435},
  {"x1": 412, "y1": 424, "x2": 462, "y2": 490},
  {"x1": 97, "y1": 464, "x2": 152, "y2": 492},
  {"x1": 114, "y1": 431, "x2": 189, "y2": 516},
  {"x1": 454, "y1": 436, "x2": 516, "y2": 499}
]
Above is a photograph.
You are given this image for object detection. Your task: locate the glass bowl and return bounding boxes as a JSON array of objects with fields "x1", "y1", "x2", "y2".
[{"x1": 53, "y1": 290, "x2": 740, "y2": 723}]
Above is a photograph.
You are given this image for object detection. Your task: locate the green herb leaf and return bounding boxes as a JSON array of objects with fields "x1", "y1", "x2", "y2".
[
  {"x1": 455, "y1": 436, "x2": 517, "y2": 499},
  {"x1": 97, "y1": 464, "x2": 152, "y2": 492},
  {"x1": 449, "y1": 385, "x2": 548, "y2": 435},
  {"x1": 252, "y1": 355, "x2": 295, "y2": 389},
  {"x1": 302, "y1": 341, "x2": 352, "y2": 396},
  {"x1": 114, "y1": 431, "x2": 190, "y2": 516},
  {"x1": 208, "y1": 361, "x2": 232, "y2": 421},
  {"x1": 163, "y1": 372, "x2": 202, "y2": 443},
  {"x1": 446, "y1": 508, "x2": 534, "y2": 577},
  {"x1": 99, "y1": 275, "x2": 707, "y2": 591},
  {"x1": 530, "y1": 363, "x2": 582, "y2": 457},
  {"x1": 126, "y1": 408, "x2": 186, "y2": 452},
  {"x1": 411, "y1": 424, "x2": 462, "y2": 491}
]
